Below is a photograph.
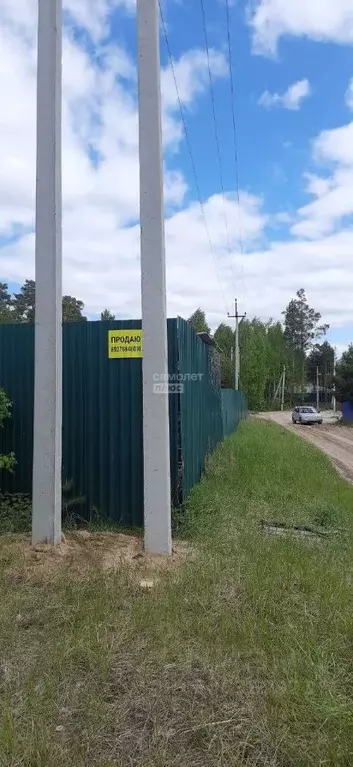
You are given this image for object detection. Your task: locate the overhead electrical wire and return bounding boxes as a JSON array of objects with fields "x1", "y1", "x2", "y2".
[
  {"x1": 225, "y1": 0, "x2": 247, "y2": 298},
  {"x1": 158, "y1": 0, "x2": 230, "y2": 314},
  {"x1": 199, "y1": 0, "x2": 238, "y2": 294},
  {"x1": 225, "y1": 0, "x2": 244, "y2": 256}
]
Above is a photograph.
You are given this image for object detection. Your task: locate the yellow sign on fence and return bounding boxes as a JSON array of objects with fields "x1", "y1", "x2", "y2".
[{"x1": 108, "y1": 330, "x2": 143, "y2": 359}]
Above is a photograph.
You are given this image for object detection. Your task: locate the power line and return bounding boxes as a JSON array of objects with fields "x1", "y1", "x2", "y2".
[
  {"x1": 158, "y1": 0, "x2": 229, "y2": 313},
  {"x1": 225, "y1": 0, "x2": 244, "y2": 254},
  {"x1": 199, "y1": 0, "x2": 237, "y2": 293},
  {"x1": 225, "y1": 0, "x2": 247, "y2": 297}
]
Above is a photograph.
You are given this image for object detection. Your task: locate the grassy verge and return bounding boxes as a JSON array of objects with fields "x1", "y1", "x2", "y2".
[{"x1": 0, "y1": 419, "x2": 352, "y2": 766}]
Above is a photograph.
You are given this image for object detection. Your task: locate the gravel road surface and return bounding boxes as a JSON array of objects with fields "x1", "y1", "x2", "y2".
[{"x1": 259, "y1": 411, "x2": 353, "y2": 484}]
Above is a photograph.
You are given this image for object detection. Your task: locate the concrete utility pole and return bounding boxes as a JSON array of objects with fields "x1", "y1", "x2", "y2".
[
  {"x1": 281, "y1": 366, "x2": 286, "y2": 412},
  {"x1": 32, "y1": 0, "x2": 62, "y2": 545},
  {"x1": 137, "y1": 0, "x2": 172, "y2": 554},
  {"x1": 228, "y1": 299, "x2": 246, "y2": 391}
]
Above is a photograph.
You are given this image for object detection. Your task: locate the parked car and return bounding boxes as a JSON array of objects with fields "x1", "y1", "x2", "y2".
[{"x1": 292, "y1": 406, "x2": 323, "y2": 425}]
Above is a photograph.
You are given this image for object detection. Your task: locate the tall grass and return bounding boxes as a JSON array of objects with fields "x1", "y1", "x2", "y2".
[{"x1": 0, "y1": 419, "x2": 352, "y2": 765}]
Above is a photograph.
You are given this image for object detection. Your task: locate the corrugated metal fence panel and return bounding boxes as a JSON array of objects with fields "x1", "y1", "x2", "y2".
[
  {"x1": 177, "y1": 317, "x2": 223, "y2": 499},
  {"x1": 0, "y1": 320, "x2": 248, "y2": 522},
  {"x1": 0, "y1": 323, "x2": 34, "y2": 494},
  {"x1": 0, "y1": 320, "x2": 179, "y2": 526},
  {"x1": 167, "y1": 319, "x2": 180, "y2": 508},
  {"x1": 221, "y1": 389, "x2": 247, "y2": 438},
  {"x1": 62, "y1": 320, "x2": 144, "y2": 526}
]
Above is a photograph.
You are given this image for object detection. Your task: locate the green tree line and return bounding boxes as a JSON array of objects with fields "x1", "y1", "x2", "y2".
[
  {"x1": 0, "y1": 280, "x2": 116, "y2": 324},
  {"x1": 334, "y1": 346, "x2": 353, "y2": 404},
  {"x1": 3, "y1": 283, "x2": 345, "y2": 409},
  {"x1": 188, "y1": 291, "x2": 335, "y2": 411}
]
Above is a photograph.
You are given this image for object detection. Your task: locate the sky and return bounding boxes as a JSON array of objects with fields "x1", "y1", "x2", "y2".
[{"x1": 1, "y1": 0, "x2": 353, "y2": 355}]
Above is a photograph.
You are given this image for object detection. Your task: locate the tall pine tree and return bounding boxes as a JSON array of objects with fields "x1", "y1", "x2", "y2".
[{"x1": 188, "y1": 308, "x2": 210, "y2": 334}]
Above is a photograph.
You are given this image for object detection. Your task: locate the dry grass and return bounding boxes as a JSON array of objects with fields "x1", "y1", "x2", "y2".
[
  {"x1": 0, "y1": 530, "x2": 192, "y2": 583},
  {"x1": 0, "y1": 419, "x2": 352, "y2": 765}
]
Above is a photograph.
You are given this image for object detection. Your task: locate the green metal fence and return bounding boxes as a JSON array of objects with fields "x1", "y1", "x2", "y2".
[
  {"x1": 0, "y1": 320, "x2": 179, "y2": 526},
  {"x1": 178, "y1": 318, "x2": 223, "y2": 498},
  {"x1": 221, "y1": 389, "x2": 247, "y2": 438},
  {"x1": 0, "y1": 318, "x2": 246, "y2": 525}
]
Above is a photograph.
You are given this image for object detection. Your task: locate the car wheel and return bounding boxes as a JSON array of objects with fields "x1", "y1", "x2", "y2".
[
  {"x1": 299, "y1": 417, "x2": 303, "y2": 425},
  {"x1": 292, "y1": 417, "x2": 296, "y2": 424}
]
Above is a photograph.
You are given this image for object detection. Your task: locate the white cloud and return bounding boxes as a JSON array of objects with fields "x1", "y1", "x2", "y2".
[
  {"x1": 64, "y1": 0, "x2": 135, "y2": 41},
  {"x1": 314, "y1": 121, "x2": 353, "y2": 166},
  {"x1": 249, "y1": 0, "x2": 353, "y2": 54},
  {"x1": 0, "y1": 0, "x2": 232, "y2": 323},
  {"x1": 345, "y1": 77, "x2": 353, "y2": 110},
  {"x1": 0, "y1": 1, "x2": 227, "y2": 235},
  {"x1": 1, "y1": 0, "x2": 353, "y2": 341},
  {"x1": 334, "y1": 342, "x2": 352, "y2": 360},
  {"x1": 161, "y1": 49, "x2": 226, "y2": 110},
  {"x1": 303, "y1": 174, "x2": 332, "y2": 198},
  {"x1": 259, "y1": 79, "x2": 311, "y2": 110},
  {"x1": 291, "y1": 122, "x2": 353, "y2": 239},
  {"x1": 161, "y1": 48, "x2": 227, "y2": 147}
]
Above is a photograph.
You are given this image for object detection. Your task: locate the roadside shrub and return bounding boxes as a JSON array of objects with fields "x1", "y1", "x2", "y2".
[
  {"x1": 0, "y1": 480, "x2": 86, "y2": 535},
  {"x1": 62, "y1": 478, "x2": 86, "y2": 527},
  {"x1": 0, "y1": 493, "x2": 31, "y2": 533},
  {"x1": 0, "y1": 388, "x2": 15, "y2": 472}
]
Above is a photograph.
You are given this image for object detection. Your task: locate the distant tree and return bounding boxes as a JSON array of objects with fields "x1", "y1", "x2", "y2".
[
  {"x1": 283, "y1": 289, "x2": 329, "y2": 353},
  {"x1": 101, "y1": 309, "x2": 116, "y2": 321},
  {"x1": 62, "y1": 296, "x2": 87, "y2": 322},
  {"x1": 188, "y1": 308, "x2": 210, "y2": 335},
  {"x1": 214, "y1": 323, "x2": 234, "y2": 357},
  {"x1": 266, "y1": 320, "x2": 294, "y2": 403},
  {"x1": 307, "y1": 341, "x2": 335, "y2": 388},
  {"x1": 220, "y1": 355, "x2": 234, "y2": 388},
  {"x1": 283, "y1": 289, "x2": 329, "y2": 399},
  {"x1": 12, "y1": 279, "x2": 35, "y2": 322},
  {"x1": 267, "y1": 321, "x2": 289, "y2": 377},
  {"x1": 0, "y1": 283, "x2": 14, "y2": 323},
  {"x1": 239, "y1": 318, "x2": 270, "y2": 410},
  {"x1": 214, "y1": 323, "x2": 235, "y2": 388},
  {"x1": 11, "y1": 280, "x2": 86, "y2": 323},
  {"x1": 334, "y1": 345, "x2": 353, "y2": 403},
  {"x1": 235, "y1": 317, "x2": 294, "y2": 410}
]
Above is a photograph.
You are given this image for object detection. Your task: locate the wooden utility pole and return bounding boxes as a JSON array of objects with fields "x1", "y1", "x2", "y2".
[
  {"x1": 332, "y1": 354, "x2": 336, "y2": 414},
  {"x1": 273, "y1": 373, "x2": 282, "y2": 404},
  {"x1": 281, "y1": 366, "x2": 286, "y2": 411},
  {"x1": 316, "y1": 366, "x2": 320, "y2": 411}
]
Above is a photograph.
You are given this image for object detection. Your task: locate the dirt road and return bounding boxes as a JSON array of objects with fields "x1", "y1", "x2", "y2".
[{"x1": 259, "y1": 411, "x2": 353, "y2": 483}]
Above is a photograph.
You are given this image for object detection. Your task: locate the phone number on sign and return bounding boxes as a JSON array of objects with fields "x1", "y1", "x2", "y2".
[{"x1": 110, "y1": 345, "x2": 141, "y2": 354}]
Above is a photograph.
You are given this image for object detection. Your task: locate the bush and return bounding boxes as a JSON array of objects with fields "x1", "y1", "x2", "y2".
[
  {"x1": 0, "y1": 493, "x2": 31, "y2": 534},
  {"x1": 0, "y1": 388, "x2": 15, "y2": 472},
  {"x1": 0, "y1": 480, "x2": 86, "y2": 535}
]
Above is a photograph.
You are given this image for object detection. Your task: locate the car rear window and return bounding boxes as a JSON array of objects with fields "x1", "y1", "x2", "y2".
[{"x1": 301, "y1": 407, "x2": 315, "y2": 413}]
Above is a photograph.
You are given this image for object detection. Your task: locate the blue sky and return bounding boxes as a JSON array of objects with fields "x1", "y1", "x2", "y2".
[{"x1": 1, "y1": 0, "x2": 353, "y2": 355}]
